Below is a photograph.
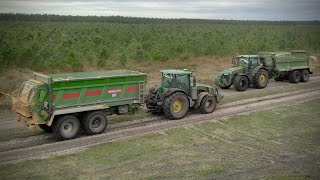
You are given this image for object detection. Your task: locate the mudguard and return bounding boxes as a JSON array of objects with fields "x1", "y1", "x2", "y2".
[{"x1": 195, "y1": 92, "x2": 210, "y2": 107}]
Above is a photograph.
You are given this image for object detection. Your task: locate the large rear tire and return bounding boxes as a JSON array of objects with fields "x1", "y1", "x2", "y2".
[
  {"x1": 38, "y1": 124, "x2": 52, "y2": 133},
  {"x1": 289, "y1": 70, "x2": 301, "y2": 83},
  {"x1": 254, "y1": 69, "x2": 268, "y2": 89},
  {"x1": 53, "y1": 115, "x2": 80, "y2": 140},
  {"x1": 234, "y1": 76, "x2": 249, "y2": 91},
  {"x1": 82, "y1": 111, "x2": 107, "y2": 135},
  {"x1": 199, "y1": 95, "x2": 216, "y2": 114},
  {"x1": 300, "y1": 69, "x2": 309, "y2": 82},
  {"x1": 163, "y1": 92, "x2": 189, "y2": 120}
]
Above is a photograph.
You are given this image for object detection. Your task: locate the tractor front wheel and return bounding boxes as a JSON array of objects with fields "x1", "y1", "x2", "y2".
[
  {"x1": 164, "y1": 92, "x2": 189, "y2": 120},
  {"x1": 199, "y1": 95, "x2": 216, "y2": 114},
  {"x1": 234, "y1": 76, "x2": 249, "y2": 91},
  {"x1": 254, "y1": 69, "x2": 268, "y2": 89}
]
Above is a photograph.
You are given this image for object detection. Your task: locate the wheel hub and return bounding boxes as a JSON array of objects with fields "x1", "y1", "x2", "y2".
[
  {"x1": 259, "y1": 75, "x2": 266, "y2": 85},
  {"x1": 91, "y1": 118, "x2": 101, "y2": 128},
  {"x1": 63, "y1": 122, "x2": 73, "y2": 133},
  {"x1": 172, "y1": 99, "x2": 183, "y2": 113}
]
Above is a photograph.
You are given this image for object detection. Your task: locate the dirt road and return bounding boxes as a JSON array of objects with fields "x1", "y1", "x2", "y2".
[{"x1": 0, "y1": 86, "x2": 319, "y2": 165}]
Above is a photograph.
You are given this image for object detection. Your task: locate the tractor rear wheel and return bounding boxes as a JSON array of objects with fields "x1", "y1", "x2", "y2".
[
  {"x1": 199, "y1": 95, "x2": 216, "y2": 114},
  {"x1": 300, "y1": 69, "x2": 309, "y2": 82},
  {"x1": 289, "y1": 70, "x2": 301, "y2": 83},
  {"x1": 254, "y1": 69, "x2": 268, "y2": 89},
  {"x1": 164, "y1": 92, "x2": 189, "y2": 120},
  {"x1": 38, "y1": 124, "x2": 52, "y2": 133},
  {"x1": 234, "y1": 76, "x2": 249, "y2": 91},
  {"x1": 82, "y1": 111, "x2": 107, "y2": 135},
  {"x1": 53, "y1": 115, "x2": 80, "y2": 140}
]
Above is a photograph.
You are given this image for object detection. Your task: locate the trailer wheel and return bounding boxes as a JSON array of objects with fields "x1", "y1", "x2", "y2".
[
  {"x1": 53, "y1": 115, "x2": 80, "y2": 140},
  {"x1": 289, "y1": 70, "x2": 301, "y2": 83},
  {"x1": 254, "y1": 69, "x2": 268, "y2": 89},
  {"x1": 82, "y1": 111, "x2": 107, "y2": 135},
  {"x1": 234, "y1": 76, "x2": 249, "y2": 91},
  {"x1": 300, "y1": 69, "x2": 309, "y2": 82},
  {"x1": 38, "y1": 124, "x2": 52, "y2": 133},
  {"x1": 199, "y1": 95, "x2": 216, "y2": 114},
  {"x1": 164, "y1": 92, "x2": 189, "y2": 119}
]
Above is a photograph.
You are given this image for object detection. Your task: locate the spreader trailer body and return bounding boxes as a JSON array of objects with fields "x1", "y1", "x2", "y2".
[{"x1": 13, "y1": 70, "x2": 147, "y2": 140}]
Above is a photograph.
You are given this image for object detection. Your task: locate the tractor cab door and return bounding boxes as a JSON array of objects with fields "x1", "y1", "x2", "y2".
[{"x1": 248, "y1": 57, "x2": 258, "y2": 73}]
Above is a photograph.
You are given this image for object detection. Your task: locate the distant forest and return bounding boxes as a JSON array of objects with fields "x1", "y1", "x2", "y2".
[
  {"x1": 0, "y1": 13, "x2": 319, "y2": 71},
  {"x1": 1, "y1": 13, "x2": 320, "y2": 25}
]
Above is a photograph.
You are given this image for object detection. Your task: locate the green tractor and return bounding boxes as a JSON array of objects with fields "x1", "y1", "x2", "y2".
[
  {"x1": 145, "y1": 69, "x2": 223, "y2": 119},
  {"x1": 215, "y1": 55, "x2": 269, "y2": 91}
]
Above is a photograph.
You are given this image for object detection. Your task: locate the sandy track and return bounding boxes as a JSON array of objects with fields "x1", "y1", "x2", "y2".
[{"x1": 0, "y1": 87, "x2": 319, "y2": 165}]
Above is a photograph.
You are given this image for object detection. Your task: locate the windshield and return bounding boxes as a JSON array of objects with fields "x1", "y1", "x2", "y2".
[
  {"x1": 19, "y1": 80, "x2": 38, "y2": 103},
  {"x1": 162, "y1": 73, "x2": 189, "y2": 92}
]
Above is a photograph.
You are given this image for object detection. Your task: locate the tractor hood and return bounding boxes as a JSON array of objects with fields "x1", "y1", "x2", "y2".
[{"x1": 215, "y1": 66, "x2": 244, "y2": 88}]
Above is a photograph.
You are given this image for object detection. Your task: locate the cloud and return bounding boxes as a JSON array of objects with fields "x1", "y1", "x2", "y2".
[{"x1": 0, "y1": 0, "x2": 319, "y2": 20}]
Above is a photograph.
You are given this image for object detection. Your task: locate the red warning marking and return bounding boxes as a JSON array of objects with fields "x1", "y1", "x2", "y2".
[
  {"x1": 127, "y1": 87, "x2": 139, "y2": 92},
  {"x1": 52, "y1": 94, "x2": 57, "y2": 100},
  {"x1": 86, "y1": 90, "x2": 102, "y2": 96},
  {"x1": 62, "y1": 92, "x2": 80, "y2": 99},
  {"x1": 107, "y1": 89, "x2": 122, "y2": 94}
]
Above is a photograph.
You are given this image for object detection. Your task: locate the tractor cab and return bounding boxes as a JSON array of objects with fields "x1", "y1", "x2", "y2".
[
  {"x1": 233, "y1": 55, "x2": 259, "y2": 72},
  {"x1": 161, "y1": 69, "x2": 192, "y2": 94}
]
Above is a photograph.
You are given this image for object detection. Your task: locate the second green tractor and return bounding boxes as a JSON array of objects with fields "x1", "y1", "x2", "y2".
[{"x1": 145, "y1": 69, "x2": 223, "y2": 119}]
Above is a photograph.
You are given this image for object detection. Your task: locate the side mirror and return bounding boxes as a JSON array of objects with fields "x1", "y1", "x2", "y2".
[{"x1": 39, "y1": 91, "x2": 47, "y2": 102}]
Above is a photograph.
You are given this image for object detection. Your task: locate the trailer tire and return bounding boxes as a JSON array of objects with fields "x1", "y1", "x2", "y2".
[
  {"x1": 234, "y1": 76, "x2": 249, "y2": 91},
  {"x1": 38, "y1": 124, "x2": 52, "y2": 133},
  {"x1": 289, "y1": 70, "x2": 301, "y2": 83},
  {"x1": 300, "y1": 69, "x2": 309, "y2": 82},
  {"x1": 53, "y1": 115, "x2": 80, "y2": 140},
  {"x1": 164, "y1": 92, "x2": 189, "y2": 120},
  {"x1": 254, "y1": 69, "x2": 268, "y2": 89},
  {"x1": 199, "y1": 95, "x2": 216, "y2": 114},
  {"x1": 82, "y1": 111, "x2": 107, "y2": 135}
]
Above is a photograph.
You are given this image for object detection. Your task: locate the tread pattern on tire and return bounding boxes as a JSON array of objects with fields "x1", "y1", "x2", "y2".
[
  {"x1": 289, "y1": 70, "x2": 301, "y2": 83},
  {"x1": 163, "y1": 92, "x2": 189, "y2": 120},
  {"x1": 300, "y1": 69, "x2": 309, "y2": 82},
  {"x1": 234, "y1": 75, "x2": 249, "y2": 91},
  {"x1": 52, "y1": 115, "x2": 80, "y2": 140},
  {"x1": 82, "y1": 111, "x2": 107, "y2": 135},
  {"x1": 199, "y1": 95, "x2": 217, "y2": 114},
  {"x1": 253, "y1": 69, "x2": 269, "y2": 89}
]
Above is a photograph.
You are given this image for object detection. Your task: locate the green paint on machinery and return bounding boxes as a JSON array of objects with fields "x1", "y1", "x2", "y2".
[
  {"x1": 145, "y1": 69, "x2": 223, "y2": 119},
  {"x1": 215, "y1": 50, "x2": 312, "y2": 91},
  {"x1": 12, "y1": 70, "x2": 147, "y2": 140}
]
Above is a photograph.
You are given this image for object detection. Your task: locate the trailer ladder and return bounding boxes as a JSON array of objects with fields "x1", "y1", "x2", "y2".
[{"x1": 138, "y1": 81, "x2": 145, "y2": 103}]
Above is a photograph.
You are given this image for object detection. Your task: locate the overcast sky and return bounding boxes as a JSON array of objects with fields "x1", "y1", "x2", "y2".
[{"x1": 0, "y1": 0, "x2": 319, "y2": 21}]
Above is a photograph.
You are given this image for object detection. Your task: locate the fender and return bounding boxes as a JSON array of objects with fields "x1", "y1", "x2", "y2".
[
  {"x1": 195, "y1": 92, "x2": 210, "y2": 107},
  {"x1": 163, "y1": 88, "x2": 187, "y2": 98}
]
